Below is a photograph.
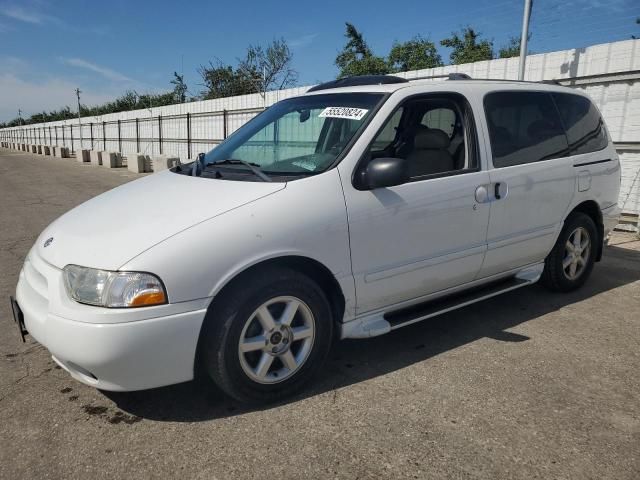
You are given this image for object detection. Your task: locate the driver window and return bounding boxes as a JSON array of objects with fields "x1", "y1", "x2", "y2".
[{"x1": 365, "y1": 96, "x2": 475, "y2": 179}]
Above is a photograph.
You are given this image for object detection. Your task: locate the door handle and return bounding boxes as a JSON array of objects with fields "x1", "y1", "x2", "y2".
[{"x1": 493, "y1": 182, "x2": 508, "y2": 201}]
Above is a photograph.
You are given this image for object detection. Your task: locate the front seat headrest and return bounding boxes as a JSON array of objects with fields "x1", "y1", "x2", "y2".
[{"x1": 414, "y1": 129, "x2": 450, "y2": 150}]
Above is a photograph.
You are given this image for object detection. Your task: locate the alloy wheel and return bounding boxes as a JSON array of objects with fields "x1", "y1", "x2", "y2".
[
  {"x1": 562, "y1": 226, "x2": 591, "y2": 281},
  {"x1": 238, "y1": 296, "x2": 315, "y2": 384}
]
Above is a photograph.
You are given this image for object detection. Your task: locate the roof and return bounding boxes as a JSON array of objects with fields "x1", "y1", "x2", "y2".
[{"x1": 303, "y1": 76, "x2": 580, "y2": 97}]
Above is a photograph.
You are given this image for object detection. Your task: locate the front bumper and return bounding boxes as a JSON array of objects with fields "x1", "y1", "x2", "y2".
[{"x1": 15, "y1": 251, "x2": 209, "y2": 391}]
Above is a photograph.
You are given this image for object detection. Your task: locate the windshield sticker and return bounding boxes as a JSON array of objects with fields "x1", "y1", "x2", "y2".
[
  {"x1": 292, "y1": 160, "x2": 316, "y2": 171},
  {"x1": 319, "y1": 107, "x2": 368, "y2": 121}
]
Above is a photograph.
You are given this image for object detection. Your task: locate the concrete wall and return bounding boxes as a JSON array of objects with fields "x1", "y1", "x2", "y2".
[{"x1": 1, "y1": 39, "x2": 639, "y2": 212}]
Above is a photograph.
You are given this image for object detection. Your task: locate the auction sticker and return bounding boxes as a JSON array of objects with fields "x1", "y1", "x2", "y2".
[{"x1": 319, "y1": 107, "x2": 368, "y2": 120}]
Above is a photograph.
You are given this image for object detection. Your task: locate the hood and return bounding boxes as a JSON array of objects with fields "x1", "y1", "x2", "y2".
[{"x1": 36, "y1": 170, "x2": 285, "y2": 270}]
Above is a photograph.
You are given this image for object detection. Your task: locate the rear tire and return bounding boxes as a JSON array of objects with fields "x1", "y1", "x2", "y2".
[
  {"x1": 200, "y1": 266, "x2": 333, "y2": 404},
  {"x1": 541, "y1": 212, "x2": 598, "y2": 292}
]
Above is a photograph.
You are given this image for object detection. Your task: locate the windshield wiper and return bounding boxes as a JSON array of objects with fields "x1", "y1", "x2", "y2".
[{"x1": 207, "y1": 159, "x2": 272, "y2": 182}]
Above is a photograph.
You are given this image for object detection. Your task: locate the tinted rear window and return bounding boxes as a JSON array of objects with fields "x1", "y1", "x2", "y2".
[
  {"x1": 552, "y1": 93, "x2": 608, "y2": 155},
  {"x1": 484, "y1": 91, "x2": 568, "y2": 167}
]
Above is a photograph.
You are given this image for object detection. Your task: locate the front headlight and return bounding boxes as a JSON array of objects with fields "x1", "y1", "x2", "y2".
[{"x1": 63, "y1": 265, "x2": 167, "y2": 308}]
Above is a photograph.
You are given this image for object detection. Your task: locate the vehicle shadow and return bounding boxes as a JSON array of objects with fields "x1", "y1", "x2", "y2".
[{"x1": 103, "y1": 244, "x2": 640, "y2": 422}]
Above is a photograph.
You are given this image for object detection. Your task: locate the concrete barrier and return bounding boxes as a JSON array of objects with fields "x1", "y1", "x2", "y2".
[
  {"x1": 55, "y1": 147, "x2": 70, "y2": 158},
  {"x1": 101, "y1": 151, "x2": 122, "y2": 168},
  {"x1": 152, "y1": 155, "x2": 181, "y2": 172},
  {"x1": 75, "y1": 149, "x2": 90, "y2": 163},
  {"x1": 37, "y1": 145, "x2": 42, "y2": 154},
  {"x1": 126, "y1": 153, "x2": 151, "y2": 173},
  {"x1": 43, "y1": 146, "x2": 51, "y2": 155},
  {"x1": 90, "y1": 151, "x2": 102, "y2": 166}
]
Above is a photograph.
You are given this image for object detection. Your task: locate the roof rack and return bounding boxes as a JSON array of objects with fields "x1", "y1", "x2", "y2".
[
  {"x1": 407, "y1": 73, "x2": 472, "y2": 81},
  {"x1": 307, "y1": 75, "x2": 408, "y2": 93},
  {"x1": 306, "y1": 73, "x2": 562, "y2": 93}
]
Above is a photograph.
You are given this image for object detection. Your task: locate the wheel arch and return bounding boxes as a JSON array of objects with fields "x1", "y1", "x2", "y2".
[
  {"x1": 568, "y1": 200, "x2": 604, "y2": 261},
  {"x1": 193, "y1": 255, "x2": 346, "y2": 379}
]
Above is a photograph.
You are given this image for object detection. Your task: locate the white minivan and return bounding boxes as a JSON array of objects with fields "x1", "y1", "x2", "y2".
[{"x1": 12, "y1": 75, "x2": 621, "y2": 403}]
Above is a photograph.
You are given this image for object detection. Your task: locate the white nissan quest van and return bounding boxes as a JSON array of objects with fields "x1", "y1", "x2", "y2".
[{"x1": 12, "y1": 74, "x2": 621, "y2": 403}]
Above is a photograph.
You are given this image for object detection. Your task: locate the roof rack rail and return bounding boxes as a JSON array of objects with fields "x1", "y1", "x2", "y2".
[
  {"x1": 307, "y1": 75, "x2": 408, "y2": 93},
  {"x1": 443, "y1": 77, "x2": 563, "y2": 86},
  {"x1": 407, "y1": 73, "x2": 472, "y2": 81}
]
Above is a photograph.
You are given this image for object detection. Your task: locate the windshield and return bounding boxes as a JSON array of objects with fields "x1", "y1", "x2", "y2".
[{"x1": 204, "y1": 93, "x2": 384, "y2": 175}]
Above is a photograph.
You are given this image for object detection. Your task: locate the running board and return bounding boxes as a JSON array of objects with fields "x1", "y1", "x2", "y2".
[
  {"x1": 385, "y1": 277, "x2": 531, "y2": 330},
  {"x1": 341, "y1": 276, "x2": 533, "y2": 339}
]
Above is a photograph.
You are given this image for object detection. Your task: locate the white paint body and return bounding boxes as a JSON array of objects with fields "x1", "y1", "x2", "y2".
[{"x1": 16, "y1": 81, "x2": 621, "y2": 391}]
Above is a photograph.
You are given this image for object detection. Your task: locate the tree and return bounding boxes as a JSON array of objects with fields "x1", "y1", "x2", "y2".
[
  {"x1": 498, "y1": 36, "x2": 521, "y2": 58},
  {"x1": 498, "y1": 34, "x2": 533, "y2": 58},
  {"x1": 335, "y1": 22, "x2": 390, "y2": 77},
  {"x1": 199, "y1": 38, "x2": 298, "y2": 100},
  {"x1": 170, "y1": 72, "x2": 188, "y2": 103},
  {"x1": 441, "y1": 27, "x2": 494, "y2": 64},
  {"x1": 198, "y1": 61, "x2": 259, "y2": 99},
  {"x1": 388, "y1": 36, "x2": 443, "y2": 72},
  {"x1": 237, "y1": 38, "x2": 298, "y2": 96}
]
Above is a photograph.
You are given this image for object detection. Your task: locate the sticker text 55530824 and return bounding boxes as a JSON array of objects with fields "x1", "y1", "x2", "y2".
[{"x1": 319, "y1": 107, "x2": 369, "y2": 121}]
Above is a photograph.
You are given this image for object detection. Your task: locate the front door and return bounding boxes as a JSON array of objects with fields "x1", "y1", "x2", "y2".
[{"x1": 340, "y1": 93, "x2": 491, "y2": 315}]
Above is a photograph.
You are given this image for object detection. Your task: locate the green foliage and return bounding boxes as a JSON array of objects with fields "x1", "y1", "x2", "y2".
[
  {"x1": 198, "y1": 61, "x2": 257, "y2": 99},
  {"x1": 0, "y1": 90, "x2": 178, "y2": 127},
  {"x1": 498, "y1": 36, "x2": 521, "y2": 59},
  {"x1": 335, "y1": 23, "x2": 390, "y2": 77},
  {"x1": 170, "y1": 72, "x2": 188, "y2": 103},
  {"x1": 441, "y1": 27, "x2": 494, "y2": 64},
  {"x1": 200, "y1": 38, "x2": 298, "y2": 99},
  {"x1": 239, "y1": 38, "x2": 298, "y2": 93},
  {"x1": 498, "y1": 35, "x2": 533, "y2": 58},
  {"x1": 388, "y1": 36, "x2": 443, "y2": 72}
]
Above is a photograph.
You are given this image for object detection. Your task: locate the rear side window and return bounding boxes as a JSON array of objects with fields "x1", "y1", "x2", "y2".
[
  {"x1": 484, "y1": 91, "x2": 568, "y2": 167},
  {"x1": 552, "y1": 93, "x2": 608, "y2": 155}
]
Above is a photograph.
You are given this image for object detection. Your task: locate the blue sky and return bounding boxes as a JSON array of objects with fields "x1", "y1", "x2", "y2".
[{"x1": 0, "y1": 0, "x2": 638, "y2": 121}]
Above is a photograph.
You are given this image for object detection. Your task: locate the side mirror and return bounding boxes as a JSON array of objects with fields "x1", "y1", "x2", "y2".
[{"x1": 356, "y1": 157, "x2": 409, "y2": 190}]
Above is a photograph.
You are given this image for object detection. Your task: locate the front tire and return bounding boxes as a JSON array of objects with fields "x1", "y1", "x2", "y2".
[
  {"x1": 200, "y1": 267, "x2": 334, "y2": 404},
  {"x1": 541, "y1": 212, "x2": 598, "y2": 292}
]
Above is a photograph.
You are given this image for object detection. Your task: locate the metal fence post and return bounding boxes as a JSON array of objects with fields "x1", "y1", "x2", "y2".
[
  {"x1": 62, "y1": 124, "x2": 66, "y2": 147},
  {"x1": 70, "y1": 125, "x2": 74, "y2": 151},
  {"x1": 158, "y1": 115, "x2": 163, "y2": 154},
  {"x1": 186, "y1": 112, "x2": 191, "y2": 159},
  {"x1": 90, "y1": 122, "x2": 94, "y2": 150},
  {"x1": 223, "y1": 109, "x2": 228, "y2": 139},
  {"x1": 54, "y1": 126, "x2": 58, "y2": 146},
  {"x1": 117, "y1": 120, "x2": 122, "y2": 153},
  {"x1": 135, "y1": 118, "x2": 140, "y2": 152},
  {"x1": 102, "y1": 121, "x2": 106, "y2": 151}
]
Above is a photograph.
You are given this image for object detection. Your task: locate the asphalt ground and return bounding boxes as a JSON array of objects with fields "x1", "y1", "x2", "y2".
[{"x1": 1, "y1": 149, "x2": 639, "y2": 479}]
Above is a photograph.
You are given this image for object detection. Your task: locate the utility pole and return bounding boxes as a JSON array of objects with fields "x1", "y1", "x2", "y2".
[
  {"x1": 18, "y1": 109, "x2": 23, "y2": 143},
  {"x1": 518, "y1": 0, "x2": 533, "y2": 80},
  {"x1": 76, "y1": 87, "x2": 83, "y2": 150}
]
